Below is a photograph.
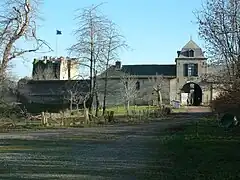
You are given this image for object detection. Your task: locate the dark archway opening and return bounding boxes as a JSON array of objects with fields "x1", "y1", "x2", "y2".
[{"x1": 181, "y1": 82, "x2": 202, "y2": 106}]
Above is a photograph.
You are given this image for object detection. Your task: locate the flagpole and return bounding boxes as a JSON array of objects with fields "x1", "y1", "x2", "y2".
[
  {"x1": 56, "y1": 30, "x2": 62, "y2": 57},
  {"x1": 56, "y1": 33, "x2": 58, "y2": 57}
]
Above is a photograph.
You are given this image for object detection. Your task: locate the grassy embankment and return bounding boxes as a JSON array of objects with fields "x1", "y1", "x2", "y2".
[{"x1": 158, "y1": 116, "x2": 240, "y2": 179}]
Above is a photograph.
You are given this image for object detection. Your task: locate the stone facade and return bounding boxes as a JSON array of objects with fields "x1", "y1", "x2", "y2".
[
  {"x1": 97, "y1": 76, "x2": 172, "y2": 106},
  {"x1": 99, "y1": 40, "x2": 217, "y2": 107},
  {"x1": 21, "y1": 40, "x2": 218, "y2": 109},
  {"x1": 32, "y1": 56, "x2": 79, "y2": 80}
]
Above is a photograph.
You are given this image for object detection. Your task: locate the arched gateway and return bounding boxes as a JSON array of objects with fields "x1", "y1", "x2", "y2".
[{"x1": 181, "y1": 82, "x2": 202, "y2": 106}]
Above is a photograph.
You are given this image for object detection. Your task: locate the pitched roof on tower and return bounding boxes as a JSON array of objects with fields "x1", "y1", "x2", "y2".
[
  {"x1": 177, "y1": 40, "x2": 205, "y2": 58},
  {"x1": 182, "y1": 40, "x2": 201, "y2": 50}
]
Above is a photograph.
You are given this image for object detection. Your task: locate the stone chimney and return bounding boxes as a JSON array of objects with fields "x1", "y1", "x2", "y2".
[
  {"x1": 115, "y1": 61, "x2": 121, "y2": 70},
  {"x1": 177, "y1": 51, "x2": 181, "y2": 57}
]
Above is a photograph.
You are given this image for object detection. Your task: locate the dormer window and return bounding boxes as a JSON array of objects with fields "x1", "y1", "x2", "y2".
[{"x1": 189, "y1": 50, "x2": 194, "y2": 57}]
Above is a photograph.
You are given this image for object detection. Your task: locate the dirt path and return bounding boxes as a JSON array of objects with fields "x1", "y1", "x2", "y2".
[{"x1": 0, "y1": 113, "x2": 211, "y2": 180}]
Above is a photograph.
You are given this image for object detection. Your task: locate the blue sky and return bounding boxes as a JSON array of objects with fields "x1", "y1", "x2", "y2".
[{"x1": 13, "y1": 0, "x2": 204, "y2": 78}]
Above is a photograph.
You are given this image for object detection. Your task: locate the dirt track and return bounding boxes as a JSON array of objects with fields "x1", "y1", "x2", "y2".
[{"x1": 0, "y1": 112, "x2": 211, "y2": 180}]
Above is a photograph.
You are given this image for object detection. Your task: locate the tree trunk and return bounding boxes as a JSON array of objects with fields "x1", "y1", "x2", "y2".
[
  {"x1": 89, "y1": 62, "x2": 97, "y2": 120},
  {"x1": 102, "y1": 98, "x2": 106, "y2": 116},
  {"x1": 236, "y1": 58, "x2": 240, "y2": 79},
  {"x1": 92, "y1": 68, "x2": 100, "y2": 117},
  {"x1": 159, "y1": 91, "x2": 162, "y2": 107},
  {"x1": 83, "y1": 100, "x2": 89, "y2": 124},
  {"x1": 102, "y1": 78, "x2": 107, "y2": 116},
  {"x1": 95, "y1": 91, "x2": 99, "y2": 117},
  {"x1": 126, "y1": 100, "x2": 130, "y2": 115},
  {"x1": 70, "y1": 91, "x2": 73, "y2": 112},
  {"x1": 210, "y1": 83, "x2": 213, "y2": 104},
  {"x1": 102, "y1": 61, "x2": 109, "y2": 116},
  {"x1": 157, "y1": 90, "x2": 162, "y2": 107},
  {"x1": 89, "y1": 33, "x2": 94, "y2": 114}
]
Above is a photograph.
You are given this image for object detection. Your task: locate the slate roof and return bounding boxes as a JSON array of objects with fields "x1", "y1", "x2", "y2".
[
  {"x1": 178, "y1": 40, "x2": 205, "y2": 58},
  {"x1": 121, "y1": 64, "x2": 176, "y2": 76},
  {"x1": 182, "y1": 40, "x2": 201, "y2": 49}
]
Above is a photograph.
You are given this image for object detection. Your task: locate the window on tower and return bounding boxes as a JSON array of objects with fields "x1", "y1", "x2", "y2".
[
  {"x1": 183, "y1": 63, "x2": 198, "y2": 77},
  {"x1": 188, "y1": 63, "x2": 194, "y2": 76}
]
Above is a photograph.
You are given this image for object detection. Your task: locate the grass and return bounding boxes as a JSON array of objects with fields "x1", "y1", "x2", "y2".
[
  {"x1": 103, "y1": 105, "x2": 158, "y2": 115},
  {"x1": 171, "y1": 106, "x2": 188, "y2": 113},
  {"x1": 1, "y1": 114, "x2": 239, "y2": 179},
  {"x1": 105, "y1": 105, "x2": 191, "y2": 115},
  {"x1": 0, "y1": 105, "x2": 184, "y2": 132},
  {"x1": 159, "y1": 117, "x2": 240, "y2": 179}
]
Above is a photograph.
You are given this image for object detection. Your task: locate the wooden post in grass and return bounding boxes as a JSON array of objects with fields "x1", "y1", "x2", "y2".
[
  {"x1": 139, "y1": 110, "x2": 141, "y2": 121},
  {"x1": 41, "y1": 112, "x2": 45, "y2": 126},
  {"x1": 61, "y1": 111, "x2": 65, "y2": 126},
  {"x1": 143, "y1": 109, "x2": 146, "y2": 119},
  {"x1": 84, "y1": 108, "x2": 89, "y2": 125},
  {"x1": 41, "y1": 112, "x2": 49, "y2": 127}
]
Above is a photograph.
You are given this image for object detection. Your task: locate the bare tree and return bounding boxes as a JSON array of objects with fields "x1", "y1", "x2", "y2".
[
  {"x1": 120, "y1": 74, "x2": 138, "y2": 115},
  {"x1": 149, "y1": 75, "x2": 164, "y2": 107},
  {"x1": 0, "y1": 0, "x2": 52, "y2": 80},
  {"x1": 195, "y1": 0, "x2": 240, "y2": 83},
  {"x1": 64, "y1": 79, "x2": 90, "y2": 110},
  {"x1": 101, "y1": 21, "x2": 129, "y2": 115},
  {"x1": 66, "y1": 89, "x2": 88, "y2": 112},
  {"x1": 0, "y1": 73, "x2": 17, "y2": 103},
  {"x1": 0, "y1": 73, "x2": 18, "y2": 126},
  {"x1": 68, "y1": 3, "x2": 108, "y2": 116},
  {"x1": 63, "y1": 80, "x2": 90, "y2": 123}
]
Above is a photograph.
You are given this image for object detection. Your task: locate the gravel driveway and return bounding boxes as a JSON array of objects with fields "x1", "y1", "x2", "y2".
[{"x1": 0, "y1": 113, "x2": 209, "y2": 180}]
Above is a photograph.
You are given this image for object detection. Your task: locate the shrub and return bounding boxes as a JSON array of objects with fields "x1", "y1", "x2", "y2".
[
  {"x1": 162, "y1": 106, "x2": 171, "y2": 115},
  {"x1": 149, "y1": 106, "x2": 172, "y2": 118},
  {"x1": 211, "y1": 87, "x2": 240, "y2": 116}
]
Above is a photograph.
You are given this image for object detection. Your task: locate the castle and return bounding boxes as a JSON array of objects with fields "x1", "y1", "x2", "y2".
[
  {"x1": 18, "y1": 39, "x2": 217, "y2": 111},
  {"x1": 32, "y1": 56, "x2": 79, "y2": 80},
  {"x1": 97, "y1": 39, "x2": 217, "y2": 106}
]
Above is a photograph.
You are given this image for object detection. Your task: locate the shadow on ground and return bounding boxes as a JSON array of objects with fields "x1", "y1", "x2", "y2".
[{"x1": 0, "y1": 113, "x2": 209, "y2": 180}]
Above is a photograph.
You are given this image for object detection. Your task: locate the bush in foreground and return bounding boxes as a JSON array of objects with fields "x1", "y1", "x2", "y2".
[{"x1": 211, "y1": 87, "x2": 240, "y2": 116}]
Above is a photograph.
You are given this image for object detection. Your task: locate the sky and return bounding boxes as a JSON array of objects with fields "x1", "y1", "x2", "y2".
[{"x1": 13, "y1": 0, "x2": 204, "y2": 78}]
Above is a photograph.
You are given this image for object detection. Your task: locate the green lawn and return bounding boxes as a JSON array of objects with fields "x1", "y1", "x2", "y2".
[
  {"x1": 104, "y1": 105, "x2": 189, "y2": 115},
  {"x1": 103, "y1": 105, "x2": 158, "y2": 115},
  {"x1": 160, "y1": 118, "x2": 240, "y2": 179}
]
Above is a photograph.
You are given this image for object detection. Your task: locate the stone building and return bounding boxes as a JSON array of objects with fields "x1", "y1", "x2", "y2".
[
  {"x1": 19, "y1": 40, "x2": 217, "y2": 110},
  {"x1": 97, "y1": 40, "x2": 216, "y2": 107},
  {"x1": 32, "y1": 56, "x2": 79, "y2": 80}
]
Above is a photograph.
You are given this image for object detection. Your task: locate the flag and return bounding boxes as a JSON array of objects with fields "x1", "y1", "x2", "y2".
[{"x1": 56, "y1": 30, "x2": 62, "y2": 35}]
